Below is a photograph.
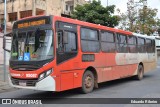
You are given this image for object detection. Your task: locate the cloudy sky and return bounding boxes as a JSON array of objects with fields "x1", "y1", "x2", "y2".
[{"x1": 89, "y1": 0, "x2": 160, "y2": 18}]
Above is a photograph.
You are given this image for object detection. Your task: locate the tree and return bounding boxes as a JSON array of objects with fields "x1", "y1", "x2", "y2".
[
  {"x1": 71, "y1": 0, "x2": 120, "y2": 27},
  {"x1": 119, "y1": 0, "x2": 160, "y2": 35},
  {"x1": 117, "y1": 0, "x2": 138, "y2": 31},
  {"x1": 136, "y1": 6, "x2": 158, "y2": 35}
]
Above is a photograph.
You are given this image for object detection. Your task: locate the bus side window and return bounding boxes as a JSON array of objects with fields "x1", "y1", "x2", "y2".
[
  {"x1": 57, "y1": 31, "x2": 63, "y2": 52},
  {"x1": 116, "y1": 34, "x2": 127, "y2": 53},
  {"x1": 81, "y1": 28, "x2": 100, "y2": 52},
  {"x1": 138, "y1": 37, "x2": 145, "y2": 53},
  {"x1": 128, "y1": 36, "x2": 137, "y2": 53},
  {"x1": 152, "y1": 40, "x2": 155, "y2": 53},
  {"x1": 101, "y1": 31, "x2": 115, "y2": 53},
  {"x1": 57, "y1": 30, "x2": 77, "y2": 52},
  {"x1": 63, "y1": 31, "x2": 77, "y2": 52},
  {"x1": 146, "y1": 39, "x2": 152, "y2": 53}
]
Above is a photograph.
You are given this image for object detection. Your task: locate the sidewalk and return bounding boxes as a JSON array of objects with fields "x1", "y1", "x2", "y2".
[{"x1": 0, "y1": 65, "x2": 16, "y2": 93}]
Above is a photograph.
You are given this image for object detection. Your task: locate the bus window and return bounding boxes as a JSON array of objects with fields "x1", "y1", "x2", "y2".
[
  {"x1": 57, "y1": 31, "x2": 77, "y2": 52},
  {"x1": 138, "y1": 37, "x2": 145, "y2": 53},
  {"x1": 11, "y1": 29, "x2": 53, "y2": 61},
  {"x1": 57, "y1": 31, "x2": 64, "y2": 52},
  {"x1": 63, "y1": 31, "x2": 77, "y2": 52},
  {"x1": 152, "y1": 40, "x2": 156, "y2": 53},
  {"x1": 128, "y1": 36, "x2": 137, "y2": 53},
  {"x1": 56, "y1": 30, "x2": 77, "y2": 64},
  {"x1": 101, "y1": 31, "x2": 115, "y2": 52},
  {"x1": 146, "y1": 39, "x2": 152, "y2": 53},
  {"x1": 81, "y1": 28, "x2": 100, "y2": 52},
  {"x1": 116, "y1": 34, "x2": 128, "y2": 53}
]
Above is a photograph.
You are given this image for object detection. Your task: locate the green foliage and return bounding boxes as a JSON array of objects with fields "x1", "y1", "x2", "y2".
[
  {"x1": 157, "y1": 19, "x2": 160, "y2": 36},
  {"x1": 136, "y1": 7, "x2": 158, "y2": 35},
  {"x1": 118, "y1": 0, "x2": 160, "y2": 35},
  {"x1": 71, "y1": 0, "x2": 120, "y2": 27}
]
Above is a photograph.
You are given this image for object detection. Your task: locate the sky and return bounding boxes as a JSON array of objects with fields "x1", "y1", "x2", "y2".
[{"x1": 88, "y1": 0, "x2": 160, "y2": 18}]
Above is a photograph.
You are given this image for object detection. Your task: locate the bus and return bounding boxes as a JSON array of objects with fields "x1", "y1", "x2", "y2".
[
  {"x1": 154, "y1": 36, "x2": 160, "y2": 58},
  {"x1": 145, "y1": 35, "x2": 160, "y2": 57},
  {"x1": 4, "y1": 15, "x2": 157, "y2": 93},
  {"x1": 155, "y1": 36, "x2": 160, "y2": 57}
]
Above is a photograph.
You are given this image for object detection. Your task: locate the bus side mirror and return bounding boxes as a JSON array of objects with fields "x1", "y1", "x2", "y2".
[
  {"x1": 3, "y1": 33, "x2": 12, "y2": 53},
  {"x1": 63, "y1": 31, "x2": 68, "y2": 44}
]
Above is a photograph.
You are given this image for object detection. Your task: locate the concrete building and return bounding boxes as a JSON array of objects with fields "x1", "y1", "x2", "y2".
[
  {"x1": 0, "y1": 33, "x2": 4, "y2": 65},
  {"x1": 0, "y1": 0, "x2": 87, "y2": 24},
  {"x1": 0, "y1": 26, "x2": 12, "y2": 65},
  {"x1": 0, "y1": 0, "x2": 87, "y2": 65},
  {"x1": 0, "y1": 32, "x2": 11, "y2": 65}
]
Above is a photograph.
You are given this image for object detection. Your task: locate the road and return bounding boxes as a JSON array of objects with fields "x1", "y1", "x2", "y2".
[{"x1": 0, "y1": 60, "x2": 160, "y2": 107}]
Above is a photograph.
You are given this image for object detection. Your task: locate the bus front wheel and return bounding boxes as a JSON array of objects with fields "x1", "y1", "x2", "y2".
[
  {"x1": 135, "y1": 65, "x2": 144, "y2": 80},
  {"x1": 81, "y1": 70, "x2": 94, "y2": 94}
]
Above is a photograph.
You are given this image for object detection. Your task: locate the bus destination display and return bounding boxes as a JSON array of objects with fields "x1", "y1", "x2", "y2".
[{"x1": 18, "y1": 19, "x2": 46, "y2": 28}]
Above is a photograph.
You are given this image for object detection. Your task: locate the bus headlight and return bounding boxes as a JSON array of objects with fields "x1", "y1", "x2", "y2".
[
  {"x1": 39, "y1": 69, "x2": 53, "y2": 81},
  {"x1": 39, "y1": 73, "x2": 45, "y2": 79},
  {"x1": 46, "y1": 69, "x2": 52, "y2": 76}
]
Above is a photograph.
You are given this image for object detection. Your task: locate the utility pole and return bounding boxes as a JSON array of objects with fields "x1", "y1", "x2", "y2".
[
  {"x1": 107, "y1": 0, "x2": 109, "y2": 7},
  {"x1": 3, "y1": 0, "x2": 7, "y2": 82}
]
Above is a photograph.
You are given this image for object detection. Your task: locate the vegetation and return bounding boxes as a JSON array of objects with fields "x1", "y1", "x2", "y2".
[
  {"x1": 118, "y1": 0, "x2": 160, "y2": 35},
  {"x1": 71, "y1": 0, "x2": 120, "y2": 27}
]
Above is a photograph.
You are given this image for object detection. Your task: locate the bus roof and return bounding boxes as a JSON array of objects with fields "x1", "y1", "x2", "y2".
[
  {"x1": 17, "y1": 15, "x2": 157, "y2": 38},
  {"x1": 19, "y1": 15, "x2": 46, "y2": 21},
  {"x1": 133, "y1": 33, "x2": 156, "y2": 40},
  {"x1": 16, "y1": 15, "x2": 133, "y2": 35},
  {"x1": 54, "y1": 16, "x2": 133, "y2": 36}
]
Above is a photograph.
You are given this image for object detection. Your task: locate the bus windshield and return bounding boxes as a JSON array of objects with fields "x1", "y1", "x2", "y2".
[{"x1": 11, "y1": 29, "x2": 53, "y2": 61}]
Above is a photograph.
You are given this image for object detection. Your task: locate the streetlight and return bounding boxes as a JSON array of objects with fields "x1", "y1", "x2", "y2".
[{"x1": 3, "y1": 0, "x2": 7, "y2": 82}]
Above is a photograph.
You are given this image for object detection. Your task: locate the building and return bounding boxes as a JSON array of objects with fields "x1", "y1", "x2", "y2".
[
  {"x1": 0, "y1": 32, "x2": 11, "y2": 65},
  {"x1": 0, "y1": 26, "x2": 11, "y2": 65},
  {"x1": 61, "y1": 0, "x2": 87, "y2": 17},
  {"x1": 0, "y1": 0, "x2": 87, "y2": 25},
  {"x1": 0, "y1": 33, "x2": 4, "y2": 65},
  {"x1": 0, "y1": 0, "x2": 87, "y2": 65}
]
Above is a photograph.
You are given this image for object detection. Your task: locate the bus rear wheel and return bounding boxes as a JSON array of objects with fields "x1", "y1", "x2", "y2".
[
  {"x1": 81, "y1": 70, "x2": 94, "y2": 94},
  {"x1": 135, "y1": 65, "x2": 144, "y2": 80}
]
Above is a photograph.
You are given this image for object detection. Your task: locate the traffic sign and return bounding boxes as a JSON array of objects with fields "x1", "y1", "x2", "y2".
[{"x1": 24, "y1": 53, "x2": 30, "y2": 61}]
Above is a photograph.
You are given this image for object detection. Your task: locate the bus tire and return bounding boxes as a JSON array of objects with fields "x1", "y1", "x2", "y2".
[
  {"x1": 135, "y1": 65, "x2": 144, "y2": 80},
  {"x1": 81, "y1": 70, "x2": 94, "y2": 94}
]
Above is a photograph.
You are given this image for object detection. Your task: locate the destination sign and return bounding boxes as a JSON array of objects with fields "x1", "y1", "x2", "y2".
[
  {"x1": 13, "y1": 16, "x2": 52, "y2": 29},
  {"x1": 18, "y1": 19, "x2": 46, "y2": 28}
]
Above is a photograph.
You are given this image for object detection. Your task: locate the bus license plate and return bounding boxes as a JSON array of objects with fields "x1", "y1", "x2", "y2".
[{"x1": 19, "y1": 81, "x2": 26, "y2": 86}]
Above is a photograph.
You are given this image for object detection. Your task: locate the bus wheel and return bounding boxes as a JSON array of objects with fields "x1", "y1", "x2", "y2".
[
  {"x1": 81, "y1": 70, "x2": 94, "y2": 94},
  {"x1": 135, "y1": 65, "x2": 144, "y2": 80}
]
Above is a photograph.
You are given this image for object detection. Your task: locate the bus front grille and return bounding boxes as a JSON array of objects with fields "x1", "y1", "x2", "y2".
[{"x1": 11, "y1": 77, "x2": 38, "y2": 87}]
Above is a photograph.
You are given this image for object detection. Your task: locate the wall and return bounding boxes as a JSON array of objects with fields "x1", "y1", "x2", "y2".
[
  {"x1": 0, "y1": 0, "x2": 87, "y2": 65},
  {"x1": 45, "y1": 0, "x2": 62, "y2": 16},
  {"x1": 0, "y1": 33, "x2": 3, "y2": 65}
]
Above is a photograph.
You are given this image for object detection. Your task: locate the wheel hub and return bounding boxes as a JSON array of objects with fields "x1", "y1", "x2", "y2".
[{"x1": 85, "y1": 75, "x2": 92, "y2": 88}]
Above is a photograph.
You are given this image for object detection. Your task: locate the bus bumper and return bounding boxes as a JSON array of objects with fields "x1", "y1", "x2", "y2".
[{"x1": 8, "y1": 75, "x2": 56, "y2": 91}]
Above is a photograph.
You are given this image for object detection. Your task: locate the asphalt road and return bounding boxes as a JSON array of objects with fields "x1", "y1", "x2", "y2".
[{"x1": 0, "y1": 60, "x2": 160, "y2": 107}]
